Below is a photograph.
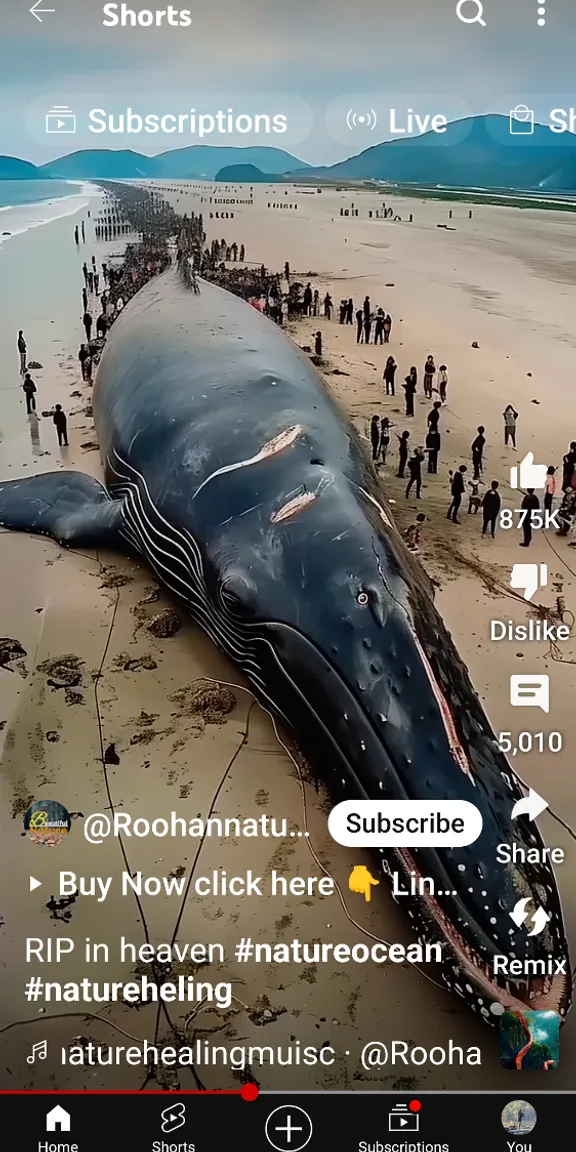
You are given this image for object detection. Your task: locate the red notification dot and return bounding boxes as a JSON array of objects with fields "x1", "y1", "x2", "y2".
[
  {"x1": 409, "y1": 1100, "x2": 421, "y2": 1113},
  {"x1": 240, "y1": 1083, "x2": 259, "y2": 1102}
]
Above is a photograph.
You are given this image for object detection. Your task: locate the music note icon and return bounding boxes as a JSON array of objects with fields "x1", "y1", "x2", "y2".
[{"x1": 27, "y1": 1040, "x2": 48, "y2": 1064}]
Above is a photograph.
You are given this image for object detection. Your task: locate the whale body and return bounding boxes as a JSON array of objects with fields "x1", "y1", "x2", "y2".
[{"x1": 0, "y1": 271, "x2": 570, "y2": 1023}]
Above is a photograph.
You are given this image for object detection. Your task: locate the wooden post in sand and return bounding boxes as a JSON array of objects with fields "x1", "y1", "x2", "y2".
[
  {"x1": 469, "y1": 210, "x2": 473, "y2": 218},
  {"x1": 409, "y1": 213, "x2": 413, "y2": 222}
]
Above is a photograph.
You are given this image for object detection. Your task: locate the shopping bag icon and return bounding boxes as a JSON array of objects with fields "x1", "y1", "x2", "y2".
[{"x1": 509, "y1": 106, "x2": 534, "y2": 135}]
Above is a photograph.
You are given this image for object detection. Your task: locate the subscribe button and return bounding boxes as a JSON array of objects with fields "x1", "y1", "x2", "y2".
[{"x1": 328, "y1": 800, "x2": 482, "y2": 847}]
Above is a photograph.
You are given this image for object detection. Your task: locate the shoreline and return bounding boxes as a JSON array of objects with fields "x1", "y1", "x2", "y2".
[{"x1": 0, "y1": 181, "x2": 575, "y2": 1089}]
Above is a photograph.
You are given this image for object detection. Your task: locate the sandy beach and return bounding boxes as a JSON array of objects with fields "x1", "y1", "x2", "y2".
[{"x1": 0, "y1": 180, "x2": 575, "y2": 1090}]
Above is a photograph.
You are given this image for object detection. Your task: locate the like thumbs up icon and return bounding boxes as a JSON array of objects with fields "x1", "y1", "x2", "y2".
[
  {"x1": 348, "y1": 865, "x2": 380, "y2": 902},
  {"x1": 510, "y1": 453, "x2": 547, "y2": 490}
]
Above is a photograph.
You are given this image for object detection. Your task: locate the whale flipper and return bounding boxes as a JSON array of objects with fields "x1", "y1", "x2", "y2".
[{"x1": 0, "y1": 471, "x2": 129, "y2": 550}]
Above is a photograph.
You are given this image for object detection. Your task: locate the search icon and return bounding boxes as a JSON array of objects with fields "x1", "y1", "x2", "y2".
[{"x1": 456, "y1": 0, "x2": 487, "y2": 25}]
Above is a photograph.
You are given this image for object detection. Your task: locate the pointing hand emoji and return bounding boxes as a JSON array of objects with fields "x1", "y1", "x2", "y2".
[{"x1": 348, "y1": 865, "x2": 379, "y2": 902}]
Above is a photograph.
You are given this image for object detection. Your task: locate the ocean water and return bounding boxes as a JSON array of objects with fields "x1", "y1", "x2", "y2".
[{"x1": 0, "y1": 180, "x2": 98, "y2": 245}]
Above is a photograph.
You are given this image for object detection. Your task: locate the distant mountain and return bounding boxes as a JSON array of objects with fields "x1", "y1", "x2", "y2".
[
  {"x1": 298, "y1": 115, "x2": 576, "y2": 191},
  {"x1": 0, "y1": 156, "x2": 41, "y2": 180},
  {"x1": 215, "y1": 163, "x2": 270, "y2": 183},
  {"x1": 40, "y1": 146, "x2": 309, "y2": 181}
]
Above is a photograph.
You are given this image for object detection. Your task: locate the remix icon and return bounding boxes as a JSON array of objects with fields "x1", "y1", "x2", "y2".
[{"x1": 500, "y1": 1010, "x2": 559, "y2": 1070}]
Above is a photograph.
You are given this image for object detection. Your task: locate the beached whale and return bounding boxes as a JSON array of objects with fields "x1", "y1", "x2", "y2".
[{"x1": 0, "y1": 271, "x2": 570, "y2": 1023}]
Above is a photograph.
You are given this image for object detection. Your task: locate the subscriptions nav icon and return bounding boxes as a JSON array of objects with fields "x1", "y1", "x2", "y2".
[
  {"x1": 346, "y1": 108, "x2": 377, "y2": 130},
  {"x1": 388, "y1": 1102, "x2": 420, "y2": 1132}
]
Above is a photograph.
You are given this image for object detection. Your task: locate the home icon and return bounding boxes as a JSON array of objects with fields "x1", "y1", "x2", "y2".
[{"x1": 46, "y1": 1105, "x2": 71, "y2": 1132}]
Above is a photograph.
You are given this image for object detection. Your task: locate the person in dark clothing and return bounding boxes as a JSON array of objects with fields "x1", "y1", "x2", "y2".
[
  {"x1": 83, "y1": 311, "x2": 93, "y2": 341},
  {"x1": 383, "y1": 356, "x2": 397, "y2": 395},
  {"x1": 17, "y1": 330, "x2": 27, "y2": 375},
  {"x1": 346, "y1": 298, "x2": 354, "y2": 324},
  {"x1": 363, "y1": 311, "x2": 372, "y2": 344},
  {"x1": 379, "y1": 417, "x2": 392, "y2": 464},
  {"x1": 370, "y1": 415, "x2": 380, "y2": 461},
  {"x1": 82, "y1": 262, "x2": 88, "y2": 285},
  {"x1": 471, "y1": 425, "x2": 486, "y2": 480},
  {"x1": 425, "y1": 427, "x2": 441, "y2": 473},
  {"x1": 561, "y1": 442, "x2": 576, "y2": 491},
  {"x1": 22, "y1": 373, "x2": 37, "y2": 413},
  {"x1": 363, "y1": 295, "x2": 371, "y2": 320},
  {"x1": 383, "y1": 313, "x2": 392, "y2": 343},
  {"x1": 323, "y1": 293, "x2": 333, "y2": 319},
  {"x1": 78, "y1": 343, "x2": 92, "y2": 381},
  {"x1": 312, "y1": 289, "x2": 319, "y2": 316},
  {"x1": 102, "y1": 262, "x2": 108, "y2": 283},
  {"x1": 303, "y1": 283, "x2": 313, "y2": 315},
  {"x1": 481, "y1": 480, "x2": 501, "y2": 537},
  {"x1": 427, "y1": 400, "x2": 442, "y2": 431},
  {"x1": 356, "y1": 309, "x2": 364, "y2": 343},
  {"x1": 519, "y1": 488, "x2": 540, "y2": 546},
  {"x1": 96, "y1": 314, "x2": 107, "y2": 339},
  {"x1": 396, "y1": 430, "x2": 410, "y2": 478},
  {"x1": 74, "y1": 226, "x2": 79, "y2": 244},
  {"x1": 339, "y1": 300, "x2": 347, "y2": 324},
  {"x1": 374, "y1": 310, "x2": 385, "y2": 344},
  {"x1": 82, "y1": 287, "x2": 88, "y2": 312},
  {"x1": 406, "y1": 448, "x2": 424, "y2": 498},
  {"x1": 403, "y1": 370, "x2": 417, "y2": 417},
  {"x1": 314, "y1": 331, "x2": 322, "y2": 357},
  {"x1": 81, "y1": 221, "x2": 86, "y2": 242},
  {"x1": 94, "y1": 272, "x2": 100, "y2": 294},
  {"x1": 447, "y1": 465, "x2": 467, "y2": 523},
  {"x1": 423, "y1": 355, "x2": 436, "y2": 399},
  {"x1": 53, "y1": 404, "x2": 69, "y2": 447}
]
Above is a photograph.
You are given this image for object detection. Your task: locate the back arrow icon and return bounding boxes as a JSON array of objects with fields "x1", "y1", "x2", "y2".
[{"x1": 30, "y1": 1, "x2": 56, "y2": 20}]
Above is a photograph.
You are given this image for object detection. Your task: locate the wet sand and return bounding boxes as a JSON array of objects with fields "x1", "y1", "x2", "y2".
[{"x1": 0, "y1": 184, "x2": 574, "y2": 1089}]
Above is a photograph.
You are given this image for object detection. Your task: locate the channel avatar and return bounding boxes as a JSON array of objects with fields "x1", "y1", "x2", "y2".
[{"x1": 23, "y1": 800, "x2": 71, "y2": 847}]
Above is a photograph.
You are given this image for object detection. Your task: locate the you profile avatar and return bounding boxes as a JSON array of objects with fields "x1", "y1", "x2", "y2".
[
  {"x1": 501, "y1": 1100, "x2": 537, "y2": 1135},
  {"x1": 23, "y1": 800, "x2": 71, "y2": 846}
]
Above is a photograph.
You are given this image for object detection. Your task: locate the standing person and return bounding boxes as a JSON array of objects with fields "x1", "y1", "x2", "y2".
[
  {"x1": 52, "y1": 404, "x2": 69, "y2": 447},
  {"x1": 447, "y1": 464, "x2": 467, "y2": 523},
  {"x1": 17, "y1": 330, "x2": 27, "y2": 375},
  {"x1": 370, "y1": 415, "x2": 380, "y2": 461},
  {"x1": 303, "y1": 283, "x2": 313, "y2": 316},
  {"x1": 481, "y1": 480, "x2": 501, "y2": 537},
  {"x1": 379, "y1": 417, "x2": 392, "y2": 464},
  {"x1": 427, "y1": 400, "x2": 442, "y2": 431},
  {"x1": 102, "y1": 262, "x2": 108, "y2": 284},
  {"x1": 94, "y1": 271, "x2": 100, "y2": 294},
  {"x1": 383, "y1": 313, "x2": 392, "y2": 343},
  {"x1": 314, "y1": 331, "x2": 322, "y2": 357},
  {"x1": 356, "y1": 308, "x2": 364, "y2": 343},
  {"x1": 544, "y1": 466, "x2": 557, "y2": 514},
  {"x1": 396, "y1": 430, "x2": 410, "y2": 478},
  {"x1": 78, "y1": 343, "x2": 92, "y2": 381},
  {"x1": 471, "y1": 425, "x2": 486, "y2": 480},
  {"x1": 339, "y1": 299, "x2": 347, "y2": 324},
  {"x1": 437, "y1": 364, "x2": 448, "y2": 403},
  {"x1": 383, "y1": 356, "x2": 397, "y2": 395},
  {"x1": 403, "y1": 369, "x2": 417, "y2": 417},
  {"x1": 82, "y1": 261, "x2": 89, "y2": 285},
  {"x1": 503, "y1": 404, "x2": 519, "y2": 447},
  {"x1": 83, "y1": 310, "x2": 93, "y2": 341},
  {"x1": 561, "y1": 442, "x2": 576, "y2": 491},
  {"x1": 323, "y1": 293, "x2": 333, "y2": 319},
  {"x1": 363, "y1": 295, "x2": 371, "y2": 322},
  {"x1": 74, "y1": 225, "x2": 79, "y2": 244},
  {"x1": 363, "y1": 310, "x2": 372, "y2": 344},
  {"x1": 406, "y1": 448, "x2": 424, "y2": 499},
  {"x1": 425, "y1": 426, "x2": 441, "y2": 473},
  {"x1": 82, "y1": 286, "x2": 88, "y2": 312},
  {"x1": 22, "y1": 373, "x2": 37, "y2": 413},
  {"x1": 374, "y1": 309, "x2": 385, "y2": 345},
  {"x1": 346, "y1": 298, "x2": 354, "y2": 324},
  {"x1": 87, "y1": 270, "x2": 94, "y2": 294},
  {"x1": 423, "y1": 355, "x2": 436, "y2": 399},
  {"x1": 81, "y1": 221, "x2": 86, "y2": 242},
  {"x1": 312, "y1": 289, "x2": 319, "y2": 317},
  {"x1": 519, "y1": 488, "x2": 540, "y2": 547}
]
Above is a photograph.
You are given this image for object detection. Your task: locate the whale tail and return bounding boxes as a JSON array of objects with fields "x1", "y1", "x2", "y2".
[{"x1": 0, "y1": 471, "x2": 130, "y2": 551}]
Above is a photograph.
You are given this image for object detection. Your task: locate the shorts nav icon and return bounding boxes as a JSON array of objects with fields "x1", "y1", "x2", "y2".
[{"x1": 388, "y1": 1102, "x2": 421, "y2": 1132}]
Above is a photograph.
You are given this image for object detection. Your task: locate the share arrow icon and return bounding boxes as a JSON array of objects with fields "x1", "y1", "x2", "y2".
[
  {"x1": 511, "y1": 789, "x2": 548, "y2": 821},
  {"x1": 30, "y1": 876, "x2": 42, "y2": 892}
]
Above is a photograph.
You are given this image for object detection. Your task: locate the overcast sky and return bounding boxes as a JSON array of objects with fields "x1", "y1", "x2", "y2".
[{"x1": 1, "y1": 0, "x2": 575, "y2": 164}]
